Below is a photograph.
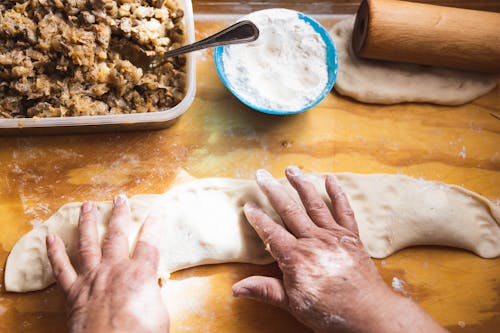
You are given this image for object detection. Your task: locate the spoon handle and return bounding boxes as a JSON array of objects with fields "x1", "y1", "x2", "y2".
[{"x1": 153, "y1": 21, "x2": 259, "y2": 66}]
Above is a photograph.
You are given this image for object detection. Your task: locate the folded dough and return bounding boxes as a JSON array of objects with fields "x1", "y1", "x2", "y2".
[
  {"x1": 5, "y1": 173, "x2": 500, "y2": 292},
  {"x1": 330, "y1": 17, "x2": 498, "y2": 105}
]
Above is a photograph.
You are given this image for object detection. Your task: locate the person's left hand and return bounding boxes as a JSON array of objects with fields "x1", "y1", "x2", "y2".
[{"x1": 46, "y1": 195, "x2": 169, "y2": 333}]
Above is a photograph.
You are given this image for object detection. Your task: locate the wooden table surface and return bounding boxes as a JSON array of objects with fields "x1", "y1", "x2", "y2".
[{"x1": 1, "y1": 13, "x2": 499, "y2": 333}]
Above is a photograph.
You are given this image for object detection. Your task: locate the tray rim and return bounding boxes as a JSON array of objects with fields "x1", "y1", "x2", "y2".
[{"x1": 0, "y1": 0, "x2": 197, "y2": 134}]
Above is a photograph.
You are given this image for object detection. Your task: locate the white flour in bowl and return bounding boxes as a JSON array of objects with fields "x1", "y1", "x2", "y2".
[{"x1": 222, "y1": 9, "x2": 328, "y2": 112}]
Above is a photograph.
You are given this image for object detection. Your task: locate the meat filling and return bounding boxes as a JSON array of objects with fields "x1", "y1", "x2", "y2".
[{"x1": 0, "y1": 0, "x2": 186, "y2": 118}]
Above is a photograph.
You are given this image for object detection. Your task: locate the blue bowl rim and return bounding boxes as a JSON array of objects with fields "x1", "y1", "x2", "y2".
[{"x1": 214, "y1": 10, "x2": 338, "y2": 115}]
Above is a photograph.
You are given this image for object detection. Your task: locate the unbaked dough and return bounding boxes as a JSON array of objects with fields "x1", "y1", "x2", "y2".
[
  {"x1": 330, "y1": 17, "x2": 498, "y2": 105},
  {"x1": 5, "y1": 173, "x2": 500, "y2": 292}
]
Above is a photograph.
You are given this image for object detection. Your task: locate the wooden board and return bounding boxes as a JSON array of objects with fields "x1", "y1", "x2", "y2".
[
  {"x1": 193, "y1": 0, "x2": 500, "y2": 14},
  {"x1": 0, "y1": 14, "x2": 499, "y2": 333}
]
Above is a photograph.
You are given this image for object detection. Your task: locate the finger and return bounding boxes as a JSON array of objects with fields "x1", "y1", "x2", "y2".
[
  {"x1": 133, "y1": 215, "x2": 161, "y2": 273},
  {"x1": 232, "y1": 276, "x2": 288, "y2": 309},
  {"x1": 285, "y1": 166, "x2": 336, "y2": 230},
  {"x1": 77, "y1": 202, "x2": 101, "y2": 272},
  {"x1": 244, "y1": 202, "x2": 295, "y2": 263},
  {"x1": 255, "y1": 169, "x2": 316, "y2": 237},
  {"x1": 102, "y1": 195, "x2": 131, "y2": 260},
  {"x1": 46, "y1": 234, "x2": 77, "y2": 295},
  {"x1": 325, "y1": 175, "x2": 359, "y2": 235}
]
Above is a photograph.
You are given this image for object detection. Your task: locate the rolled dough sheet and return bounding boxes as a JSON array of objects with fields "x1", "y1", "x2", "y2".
[
  {"x1": 5, "y1": 173, "x2": 500, "y2": 292},
  {"x1": 330, "y1": 17, "x2": 498, "y2": 105}
]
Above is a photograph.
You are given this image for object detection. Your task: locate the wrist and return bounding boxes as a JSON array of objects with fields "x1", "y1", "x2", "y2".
[
  {"x1": 359, "y1": 288, "x2": 447, "y2": 333},
  {"x1": 307, "y1": 282, "x2": 398, "y2": 333}
]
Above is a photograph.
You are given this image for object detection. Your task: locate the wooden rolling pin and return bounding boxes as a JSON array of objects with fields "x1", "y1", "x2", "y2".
[{"x1": 352, "y1": 0, "x2": 500, "y2": 73}]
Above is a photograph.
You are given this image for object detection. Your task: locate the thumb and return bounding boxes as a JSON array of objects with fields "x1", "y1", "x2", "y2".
[{"x1": 232, "y1": 276, "x2": 288, "y2": 309}]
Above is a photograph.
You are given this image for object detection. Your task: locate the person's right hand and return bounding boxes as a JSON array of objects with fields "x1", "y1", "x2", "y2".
[{"x1": 233, "y1": 166, "x2": 447, "y2": 333}]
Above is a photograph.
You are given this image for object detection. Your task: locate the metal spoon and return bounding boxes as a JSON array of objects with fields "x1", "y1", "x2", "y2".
[{"x1": 115, "y1": 20, "x2": 259, "y2": 69}]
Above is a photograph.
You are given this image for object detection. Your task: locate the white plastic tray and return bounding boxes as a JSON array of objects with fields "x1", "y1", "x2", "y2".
[{"x1": 0, "y1": 0, "x2": 196, "y2": 135}]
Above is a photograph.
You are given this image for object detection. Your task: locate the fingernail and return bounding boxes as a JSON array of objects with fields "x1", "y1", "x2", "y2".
[
  {"x1": 81, "y1": 201, "x2": 93, "y2": 213},
  {"x1": 256, "y1": 169, "x2": 271, "y2": 180},
  {"x1": 286, "y1": 165, "x2": 303, "y2": 177},
  {"x1": 114, "y1": 194, "x2": 128, "y2": 207},
  {"x1": 46, "y1": 234, "x2": 55, "y2": 245},
  {"x1": 232, "y1": 285, "x2": 251, "y2": 297},
  {"x1": 330, "y1": 175, "x2": 345, "y2": 193},
  {"x1": 255, "y1": 169, "x2": 278, "y2": 185},
  {"x1": 244, "y1": 202, "x2": 258, "y2": 211},
  {"x1": 332, "y1": 175, "x2": 342, "y2": 187}
]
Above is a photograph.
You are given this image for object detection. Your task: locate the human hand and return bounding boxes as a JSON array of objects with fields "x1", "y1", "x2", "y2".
[
  {"x1": 233, "y1": 166, "x2": 446, "y2": 333},
  {"x1": 46, "y1": 195, "x2": 169, "y2": 333}
]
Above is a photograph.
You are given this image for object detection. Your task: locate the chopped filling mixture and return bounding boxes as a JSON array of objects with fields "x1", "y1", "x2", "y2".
[{"x1": 0, "y1": 0, "x2": 186, "y2": 118}]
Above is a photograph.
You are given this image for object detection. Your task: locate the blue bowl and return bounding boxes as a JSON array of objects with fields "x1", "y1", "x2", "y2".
[{"x1": 214, "y1": 12, "x2": 338, "y2": 115}]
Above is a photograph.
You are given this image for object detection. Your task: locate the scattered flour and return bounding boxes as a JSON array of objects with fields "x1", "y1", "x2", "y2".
[
  {"x1": 458, "y1": 146, "x2": 467, "y2": 159},
  {"x1": 457, "y1": 321, "x2": 466, "y2": 328},
  {"x1": 161, "y1": 276, "x2": 212, "y2": 328},
  {"x1": 314, "y1": 248, "x2": 353, "y2": 278},
  {"x1": 391, "y1": 276, "x2": 406, "y2": 294},
  {"x1": 222, "y1": 9, "x2": 328, "y2": 111}
]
